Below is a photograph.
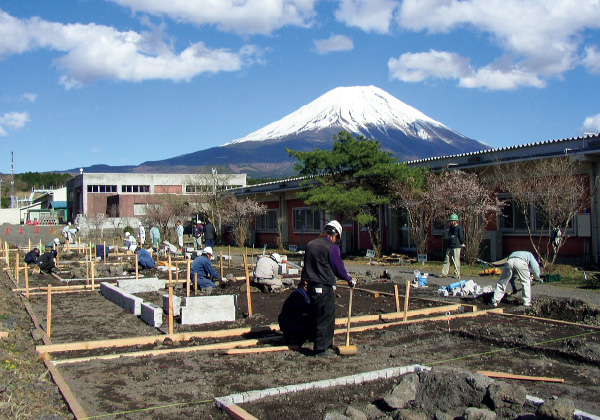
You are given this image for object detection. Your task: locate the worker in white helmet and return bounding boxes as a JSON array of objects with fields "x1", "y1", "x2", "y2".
[
  {"x1": 190, "y1": 246, "x2": 224, "y2": 294},
  {"x1": 253, "y1": 253, "x2": 284, "y2": 292},
  {"x1": 301, "y1": 220, "x2": 355, "y2": 358}
]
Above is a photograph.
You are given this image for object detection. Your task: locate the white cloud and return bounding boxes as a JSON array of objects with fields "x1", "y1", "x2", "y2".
[
  {"x1": 0, "y1": 112, "x2": 30, "y2": 135},
  {"x1": 391, "y1": 0, "x2": 600, "y2": 90},
  {"x1": 583, "y1": 113, "x2": 600, "y2": 134},
  {"x1": 21, "y1": 93, "x2": 37, "y2": 103},
  {"x1": 388, "y1": 49, "x2": 472, "y2": 81},
  {"x1": 583, "y1": 45, "x2": 600, "y2": 74},
  {"x1": 0, "y1": 10, "x2": 262, "y2": 88},
  {"x1": 107, "y1": 0, "x2": 317, "y2": 35},
  {"x1": 314, "y1": 34, "x2": 353, "y2": 55},
  {"x1": 334, "y1": 0, "x2": 399, "y2": 34}
]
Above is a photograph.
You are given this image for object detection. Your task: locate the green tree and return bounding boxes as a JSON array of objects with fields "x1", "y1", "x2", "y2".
[{"x1": 287, "y1": 131, "x2": 426, "y2": 257}]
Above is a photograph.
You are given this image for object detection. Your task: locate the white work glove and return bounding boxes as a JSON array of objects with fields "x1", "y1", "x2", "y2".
[
  {"x1": 221, "y1": 277, "x2": 228, "y2": 283},
  {"x1": 348, "y1": 279, "x2": 357, "y2": 288}
]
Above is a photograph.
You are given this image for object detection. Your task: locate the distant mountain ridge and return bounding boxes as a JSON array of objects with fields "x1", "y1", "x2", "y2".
[{"x1": 81, "y1": 86, "x2": 490, "y2": 177}]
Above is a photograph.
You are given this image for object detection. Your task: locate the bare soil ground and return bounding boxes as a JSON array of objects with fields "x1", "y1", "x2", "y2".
[{"x1": 1, "y1": 227, "x2": 600, "y2": 419}]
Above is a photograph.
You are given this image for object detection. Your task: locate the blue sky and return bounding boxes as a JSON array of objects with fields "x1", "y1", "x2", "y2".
[{"x1": 1, "y1": 0, "x2": 600, "y2": 174}]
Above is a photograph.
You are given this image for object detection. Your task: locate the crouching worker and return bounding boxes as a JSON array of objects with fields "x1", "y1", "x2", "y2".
[
  {"x1": 491, "y1": 251, "x2": 542, "y2": 308},
  {"x1": 191, "y1": 247, "x2": 223, "y2": 293},
  {"x1": 37, "y1": 249, "x2": 57, "y2": 274},
  {"x1": 135, "y1": 247, "x2": 155, "y2": 270},
  {"x1": 24, "y1": 248, "x2": 40, "y2": 265},
  {"x1": 96, "y1": 244, "x2": 110, "y2": 261},
  {"x1": 278, "y1": 279, "x2": 314, "y2": 346},
  {"x1": 253, "y1": 253, "x2": 284, "y2": 293}
]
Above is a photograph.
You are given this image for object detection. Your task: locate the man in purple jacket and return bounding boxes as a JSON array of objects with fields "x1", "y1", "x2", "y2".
[{"x1": 301, "y1": 220, "x2": 355, "y2": 358}]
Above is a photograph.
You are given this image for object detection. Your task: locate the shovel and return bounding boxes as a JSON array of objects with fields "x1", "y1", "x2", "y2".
[{"x1": 336, "y1": 287, "x2": 358, "y2": 356}]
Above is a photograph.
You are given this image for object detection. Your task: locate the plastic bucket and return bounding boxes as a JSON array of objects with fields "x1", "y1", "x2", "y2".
[{"x1": 418, "y1": 276, "x2": 428, "y2": 287}]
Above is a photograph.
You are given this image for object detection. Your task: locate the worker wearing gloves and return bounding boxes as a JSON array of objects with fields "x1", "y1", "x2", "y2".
[
  {"x1": 491, "y1": 251, "x2": 542, "y2": 307},
  {"x1": 190, "y1": 246, "x2": 224, "y2": 293},
  {"x1": 253, "y1": 253, "x2": 284, "y2": 292},
  {"x1": 124, "y1": 231, "x2": 137, "y2": 252},
  {"x1": 440, "y1": 213, "x2": 465, "y2": 278},
  {"x1": 301, "y1": 220, "x2": 355, "y2": 358},
  {"x1": 150, "y1": 226, "x2": 161, "y2": 251},
  {"x1": 135, "y1": 247, "x2": 155, "y2": 270}
]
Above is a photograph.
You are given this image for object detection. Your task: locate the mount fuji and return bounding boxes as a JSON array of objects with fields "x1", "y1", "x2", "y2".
[{"x1": 118, "y1": 86, "x2": 489, "y2": 176}]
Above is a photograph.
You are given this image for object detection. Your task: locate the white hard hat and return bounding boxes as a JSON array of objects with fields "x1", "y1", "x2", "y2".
[
  {"x1": 203, "y1": 246, "x2": 213, "y2": 255},
  {"x1": 54, "y1": 238, "x2": 60, "y2": 244},
  {"x1": 125, "y1": 232, "x2": 130, "y2": 237},
  {"x1": 271, "y1": 253, "x2": 282, "y2": 264},
  {"x1": 326, "y1": 220, "x2": 343, "y2": 236}
]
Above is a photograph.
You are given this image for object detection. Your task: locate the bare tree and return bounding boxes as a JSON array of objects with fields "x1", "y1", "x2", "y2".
[
  {"x1": 142, "y1": 194, "x2": 192, "y2": 243},
  {"x1": 493, "y1": 157, "x2": 588, "y2": 270},
  {"x1": 276, "y1": 216, "x2": 286, "y2": 250},
  {"x1": 221, "y1": 196, "x2": 267, "y2": 247},
  {"x1": 428, "y1": 170, "x2": 503, "y2": 264},
  {"x1": 85, "y1": 213, "x2": 106, "y2": 244},
  {"x1": 391, "y1": 173, "x2": 437, "y2": 255}
]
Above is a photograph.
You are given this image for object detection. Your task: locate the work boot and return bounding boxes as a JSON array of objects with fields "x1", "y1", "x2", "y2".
[{"x1": 314, "y1": 348, "x2": 337, "y2": 358}]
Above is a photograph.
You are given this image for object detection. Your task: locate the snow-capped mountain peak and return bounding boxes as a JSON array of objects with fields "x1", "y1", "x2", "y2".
[{"x1": 225, "y1": 85, "x2": 460, "y2": 145}]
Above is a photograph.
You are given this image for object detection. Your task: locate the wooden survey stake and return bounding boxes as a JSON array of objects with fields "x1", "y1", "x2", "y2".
[
  {"x1": 243, "y1": 254, "x2": 253, "y2": 316},
  {"x1": 403, "y1": 280, "x2": 411, "y2": 322},
  {"x1": 394, "y1": 284, "x2": 400, "y2": 312},
  {"x1": 46, "y1": 284, "x2": 52, "y2": 338},
  {"x1": 186, "y1": 260, "x2": 191, "y2": 298},
  {"x1": 168, "y1": 286, "x2": 174, "y2": 335},
  {"x1": 25, "y1": 264, "x2": 30, "y2": 298}
]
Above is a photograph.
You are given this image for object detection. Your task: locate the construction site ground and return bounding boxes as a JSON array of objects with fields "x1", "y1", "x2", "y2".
[{"x1": 1, "y1": 225, "x2": 600, "y2": 419}]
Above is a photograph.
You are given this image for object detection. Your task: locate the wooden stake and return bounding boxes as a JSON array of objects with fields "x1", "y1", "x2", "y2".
[
  {"x1": 403, "y1": 280, "x2": 410, "y2": 322},
  {"x1": 394, "y1": 284, "x2": 400, "y2": 312},
  {"x1": 186, "y1": 260, "x2": 191, "y2": 298},
  {"x1": 176, "y1": 261, "x2": 179, "y2": 282},
  {"x1": 46, "y1": 284, "x2": 52, "y2": 338},
  {"x1": 220, "y1": 252, "x2": 224, "y2": 278},
  {"x1": 194, "y1": 273, "x2": 198, "y2": 295},
  {"x1": 15, "y1": 252, "x2": 19, "y2": 284},
  {"x1": 243, "y1": 254, "x2": 253, "y2": 316},
  {"x1": 477, "y1": 370, "x2": 564, "y2": 383},
  {"x1": 85, "y1": 254, "x2": 90, "y2": 285},
  {"x1": 168, "y1": 286, "x2": 174, "y2": 335},
  {"x1": 91, "y1": 259, "x2": 95, "y2": 291},
  {"x1": 25, "y1": 264, "x2": 29, "y2": 298},
  {"x1": 168, "y1": 254, "x2": 172, "y2": 284},
  {"x1": 228, "y1": 245, "x2": 231, "y2": 268},
  {"x1": 28, "y1": 238, "x2": 31, "y2": 252},
  {"x1": 5, "y1": 243, "x2": 9, "y2": 267}
]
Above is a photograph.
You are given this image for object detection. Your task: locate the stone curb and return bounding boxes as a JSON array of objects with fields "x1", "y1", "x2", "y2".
[{"x1": 214, "y1": 363, "x2": 430, "y2": 408}]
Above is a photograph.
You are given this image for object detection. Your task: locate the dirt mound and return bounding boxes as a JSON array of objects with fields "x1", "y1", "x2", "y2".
[{"x1": 531, "y1": 297, "x2": 600, "y2": 326}]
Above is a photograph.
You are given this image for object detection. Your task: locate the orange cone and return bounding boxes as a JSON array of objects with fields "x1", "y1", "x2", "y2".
[
  {"x1": 5, "y1": 226, "x2": 8, "y2": 234},
  {"x1": 50, "y1": 225, "x2": 54, "y2": 233},
  {"x1": 35, "y1": 226, "x2": 39, "y2": 234},
  {"x1": 19, "y1": 226, "x2": 23, "y2": 234}
]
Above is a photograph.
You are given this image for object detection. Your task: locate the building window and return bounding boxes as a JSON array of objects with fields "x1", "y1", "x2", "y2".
[
  {"x1": 134, "y1": 203, "x2": 148, "y2": 216},
  {"x1": 256, "y1": 210, "x2": 278, "y2": 231},
  {"x1": 293, "y1": 207, "x2": 321, "y2": 232},
  {"x1": 87, "y1": 185, "x2": 117, "y2": 193},
  {"x1": 499, "y1": 195, "x2": 530, "y2": 231},
  {"x1": 121, "y1": 185, "x2": 150, "y2": 193}
]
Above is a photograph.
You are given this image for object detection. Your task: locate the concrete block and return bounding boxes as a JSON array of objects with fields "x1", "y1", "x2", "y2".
[
  {"x1": 214, "y1": 397, "x2": 233, "y2": 408},
  {"x1": 117, "y1": 277, "x2": 166, "y2": 293},
  {"x1": 229, "y1": 394, "x2": 244, "y2": 405},
  {"x1": 287, "y1": 268, "x2": 299, "y2": 275},
  {"x1": 141, "y1": 302, "x2": 163, "y2": 328},
  {"x1": 314, "y1": 380, "x2": 331, "y2": 389},
  {"x1": 262, "y1": 388, "x2": 280, "y2": 397},
  {"x1": 283, "y1": 385, "x2": 298, "y2": 393},
  {"x1": 162, "y1": 294, "x2": 182, "y2": 316},
  {"x1": 180, "y1": 295, "x2": 236, "y2": 325},
  {"x1": 100, "y1": 282, "x2": 143, "y2": 315},
  {"x1": 245, "y1": 390, "x2": 263, "y2": 402}
]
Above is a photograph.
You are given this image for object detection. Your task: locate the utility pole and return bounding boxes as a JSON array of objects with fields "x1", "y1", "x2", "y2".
[{"x1": 10, "y1": 151, "x2": 15, "y2": 209}]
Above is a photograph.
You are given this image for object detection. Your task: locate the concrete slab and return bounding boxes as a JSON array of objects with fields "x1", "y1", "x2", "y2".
[
  {"x1": 100, "y1": 282, "x2": 143, "y2": 315},
  {"x1": 180, "y1": 295, "x2": 236, "y2": 325},
  {"x1": 162, "y1": 294, "x2": 182, "y2": 316},
  {"x1": 141, "y1": 302, "x2": 163, "y2": 328},
  {"x1": 117, "y1": 277, "x2": 166, "y2": 293}
]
